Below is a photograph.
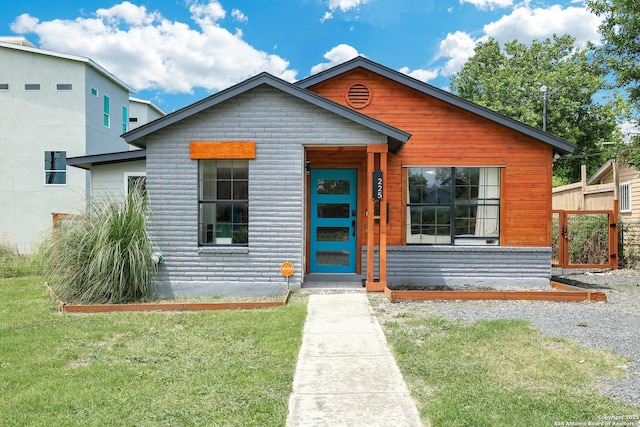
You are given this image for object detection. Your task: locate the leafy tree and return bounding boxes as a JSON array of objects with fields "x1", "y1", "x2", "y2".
[
  {"x1": 450, "y1": 34, "x2": 627, "y2": 184},
  {"x1": 588, "y1": 0, "x2": 640, "y2": 112}
]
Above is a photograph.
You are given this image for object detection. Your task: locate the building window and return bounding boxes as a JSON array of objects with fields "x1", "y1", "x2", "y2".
[
  {"x1": 0, "y1": 83, "x2": 8, "y2": 91},
  {"x1": 122, "y1": 106, "x2": 128, "y2": 134},
  {"x1": 103, "y1": 95, "x2": 110, "y2": 128},
  {"x1": 44, "y1": 151, "x2": 67, "y2": 185},
  {"x1": 56, "y1": 83, "x2": 73, "y2": 91},
  {"x1": 407, "y1": 167, "x2": 500, "y2": 245},
  {"x1": 199, "y1": 159, "x2": 248, "y2": 245},
  {"x1": 24, "y1": 83, "x2": 40, "y2": 91},
  {"x1": 620, "y1": 182, "x2": 632, "y2": 213},
  {"x1": 91, "y1": 88, "x2": 98, "y2": 97},
  {"x1": 124, "y1": 172, "x2": 146, "y2": 196}
]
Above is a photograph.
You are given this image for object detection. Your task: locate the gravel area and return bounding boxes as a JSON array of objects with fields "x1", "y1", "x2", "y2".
[{"x1": 370, "y1": 269, "x2": 640, "y2": 407}]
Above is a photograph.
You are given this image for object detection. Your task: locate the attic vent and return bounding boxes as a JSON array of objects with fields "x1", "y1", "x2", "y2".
[{"x1": 346, "y1": 83, "x2": 371, "y2": 109}]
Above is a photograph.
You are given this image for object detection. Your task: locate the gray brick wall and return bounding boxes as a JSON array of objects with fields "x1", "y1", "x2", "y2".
[
  {"x1": 146, "y1": 85, "x2": 386, "y2": 297},
  {"x1": 362, "y1": 246, "x2": 552, "y2": 288}
]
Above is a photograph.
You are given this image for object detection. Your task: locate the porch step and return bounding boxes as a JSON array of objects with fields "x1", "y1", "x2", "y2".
[{"x1": 302, "y1": 274, "x2": 365, "y2": 294}]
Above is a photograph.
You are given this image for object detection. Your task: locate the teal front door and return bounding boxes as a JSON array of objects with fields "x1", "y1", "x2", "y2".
[{"x1": 310, "y1": 169, "x2": 357, "y2": 273}]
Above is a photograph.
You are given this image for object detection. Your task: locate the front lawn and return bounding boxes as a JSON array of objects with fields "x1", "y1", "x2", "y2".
[
  {"x1": 0, "y1": 277, "x2": 307, "y2": 426},
  {"x1": 372, "y1": 295, "x2": 640, "y2": 426}
]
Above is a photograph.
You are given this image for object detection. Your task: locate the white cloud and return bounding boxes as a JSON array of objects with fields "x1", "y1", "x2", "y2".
[
  {"x1": 435, "y1": 31, "x2": 477, "y2": 76},
  {"x1": 432, "y1": 4, "x2": 603, "y2": 79},
  {"x1": 328, "y1": 0, "x2": 371, "y2": 13},
  {"x1": 10, "y1": 1, "x2": 296, "y2": 95},
  {"x1": 231, "y1": 9, "x2": 248, "y2": 23},
  {"x1": 482, "y1": 5, "x2": 602, "y2": 47},
  {"x1": 320, "y1": 12, "x2": 333, "y2": 23},
  {"x1": 459, "y1": 0, "x2": 513, "y2": 11},
  {"x1": 310, "y1": 44, "x2": 362, "y2": 75},
  {"x1": 398, "y1": 66, "x2": 439, "y2": 83}
]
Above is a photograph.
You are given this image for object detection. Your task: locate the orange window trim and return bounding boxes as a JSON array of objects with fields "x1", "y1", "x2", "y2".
[{"x1": 190, "y1": 141, "x2": 256, "y2": 159}]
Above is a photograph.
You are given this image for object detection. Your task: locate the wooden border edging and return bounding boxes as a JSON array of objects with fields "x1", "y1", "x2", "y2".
[
  {"x1": 45, "y1": 283, "x2": 292, "y2": 313},
  {"x1": 384, "y1": 283, "x2": 606, "y2": 303}
]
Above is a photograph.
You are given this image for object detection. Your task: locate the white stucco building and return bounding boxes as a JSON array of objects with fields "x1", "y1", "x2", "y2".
[{"x1": 0, "y1": 37, "x2": 163, "y2": 252}]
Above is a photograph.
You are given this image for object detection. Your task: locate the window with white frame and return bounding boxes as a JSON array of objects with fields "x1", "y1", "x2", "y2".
[
  {"x1": 124, "y1": 172, "x2": 146, "y2": 196},
  {"x1": 620, "y1": 182, "x2": 632, "y2": 213},
  {"x1": 407, "y1": 167, "x2": 500, "y2": 245},
  {"x1": 44, "y1": 151, "x2": 67, "y2": 185},
  {"x1": 198, "y1": 160, "x2": 248, "y2": 245}
]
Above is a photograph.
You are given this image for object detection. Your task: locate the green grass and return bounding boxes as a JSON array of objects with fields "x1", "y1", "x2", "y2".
[
  {"x1": 372, "y1": 298, "x2": 640, "y2": 427},
  {"x1": 0, "y1": 277, "x2": 307, "y2": 426}
]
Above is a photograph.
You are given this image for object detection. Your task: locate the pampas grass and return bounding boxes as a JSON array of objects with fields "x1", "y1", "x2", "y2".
[{"x1": 51, "y1": 185, "x2": 156, "y2": 304}]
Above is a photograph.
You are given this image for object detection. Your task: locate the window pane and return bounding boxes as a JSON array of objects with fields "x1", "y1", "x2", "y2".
[
  {"x1": 317, "y1": 203, "x2": 350, "y2": 218},
  {"x1": 56, "y1": 84, "x2": 73, "y2": 91},
  {"x1": 217, "y1": 160, "x2": 233, "y2": 179},
  {"x1": 233, "y1": 164, "x2": 248, "y2": 179},
  {"x1": 45, "y1": 172, "x2": 66, "y2": 185},
  {"x1": 316, "y1": 250, "x2": 350, "y2": 265},
  {"x1": 317, "y1": 227, "x2": 350, "y2": 242},
  {"x1": 233, "y1": 181, "x2": 248, "y2": 200},
  {"x1": 44, "y1": 151, "x2": 66, "y2": 170},
  {"x1": 216, "y1": 181, "x2": 231, "y2": 199},
  {"x1": 407, "y1": 167, "x2": 451, "y2": 205},
  {"x1": 317, "y1": 179, "x2": 350, "y2": 194}
]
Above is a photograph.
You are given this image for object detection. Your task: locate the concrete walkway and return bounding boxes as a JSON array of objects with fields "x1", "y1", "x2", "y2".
[{"x1": 286, "y1": 293, "x2": 423, "y2": 427}]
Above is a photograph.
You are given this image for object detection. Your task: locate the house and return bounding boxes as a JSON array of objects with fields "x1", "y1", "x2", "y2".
[
  {"x1": 116, "y1": 57, "x2": 574, "y2": 297},
  {"x1": 0, "y1": 37, "x2": 162, "y2": 252},
  {"x1": 66, "y1": 98, "x2": 165, "y2": 201},
  {"x1": 553, "y1": 161, "x2": 635, "y2": 217}
]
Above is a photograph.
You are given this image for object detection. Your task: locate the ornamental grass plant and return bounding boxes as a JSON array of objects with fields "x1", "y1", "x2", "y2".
[{"x1": 50, "y1": 184, "x2": 157, "y2": 304}]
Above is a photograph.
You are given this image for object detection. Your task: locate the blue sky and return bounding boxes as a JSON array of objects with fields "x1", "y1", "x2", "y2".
[{"x1": 0, "y1": 0, "x2": 603, "y2": 113}]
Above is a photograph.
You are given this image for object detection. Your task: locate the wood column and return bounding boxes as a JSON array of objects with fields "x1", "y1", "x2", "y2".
[{"x1": 366, "y1": 144, "x2": 388, "y2": 292}]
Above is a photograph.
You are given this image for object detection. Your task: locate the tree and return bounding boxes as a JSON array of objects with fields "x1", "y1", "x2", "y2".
[
  {"x1": 588, "y1": 0, "x2": 640, "y2": 112},
  {"x1": 450, "y1": 34, "x2": 627, "y2": 185}
]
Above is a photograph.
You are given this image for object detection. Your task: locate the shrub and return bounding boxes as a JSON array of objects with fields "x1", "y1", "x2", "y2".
[
  {"x1": 50, "y1": 185, "x2": 157, "y2": 304},
  {"x1": 567, "y1": 214, "x2": 609, "y2": 265}
]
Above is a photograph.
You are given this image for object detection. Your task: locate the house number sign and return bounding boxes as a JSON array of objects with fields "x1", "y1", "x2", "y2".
[{"x1": 373, "y1": 170, "x2": 383, "y2": 200}]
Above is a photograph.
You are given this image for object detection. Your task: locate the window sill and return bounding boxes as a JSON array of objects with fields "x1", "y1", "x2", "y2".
[{"x1": 197, "y1": 246, "x2": 249, "y2": 255}]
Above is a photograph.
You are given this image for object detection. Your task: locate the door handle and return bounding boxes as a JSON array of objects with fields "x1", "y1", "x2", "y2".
[{"x1": 352, "y1": 219, "x2": 356, "y2": 236}]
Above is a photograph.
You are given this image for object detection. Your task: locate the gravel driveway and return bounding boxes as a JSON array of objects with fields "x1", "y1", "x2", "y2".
[{"x1": 370, "y1": 269, "x2": 640, "y2": 407}]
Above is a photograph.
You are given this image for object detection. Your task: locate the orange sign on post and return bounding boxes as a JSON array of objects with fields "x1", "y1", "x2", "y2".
[{"x1": 280, "y1": 262, "x2": 295, "y2": 277}]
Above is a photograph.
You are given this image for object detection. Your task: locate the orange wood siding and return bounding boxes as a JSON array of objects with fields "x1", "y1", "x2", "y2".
[
  {"x1": 307, "y1": 69, "x2": 554, "y2": 247},
  {"x1": 190, "y1": 141, "x2": 256, "y2": 159}
]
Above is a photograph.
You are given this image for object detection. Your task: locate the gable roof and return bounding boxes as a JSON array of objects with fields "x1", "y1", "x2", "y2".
[
  {"x1": 122, "y1": 72, "x2": 411, "y2": 152},
  {"x1": 296, "y1": 56, "x2": 576, "y2": 154},
  {"x1": 587, "y1": 160, "x2": 615, "y2": 185},
  {"x1": 0, "y1": 39, "x2": 134, "y2": 93}
]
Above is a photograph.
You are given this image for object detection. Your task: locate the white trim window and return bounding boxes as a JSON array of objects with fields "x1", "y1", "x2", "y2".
[
  {"x1": 124, "y1": 172, "x2": 146, "y2": 196},
  {"x1": 44, "y1": 151, "x2": 67, "y2": 185},
  {"x1": 619, "y1": 182, "x2": 632, "y2": 213}
]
